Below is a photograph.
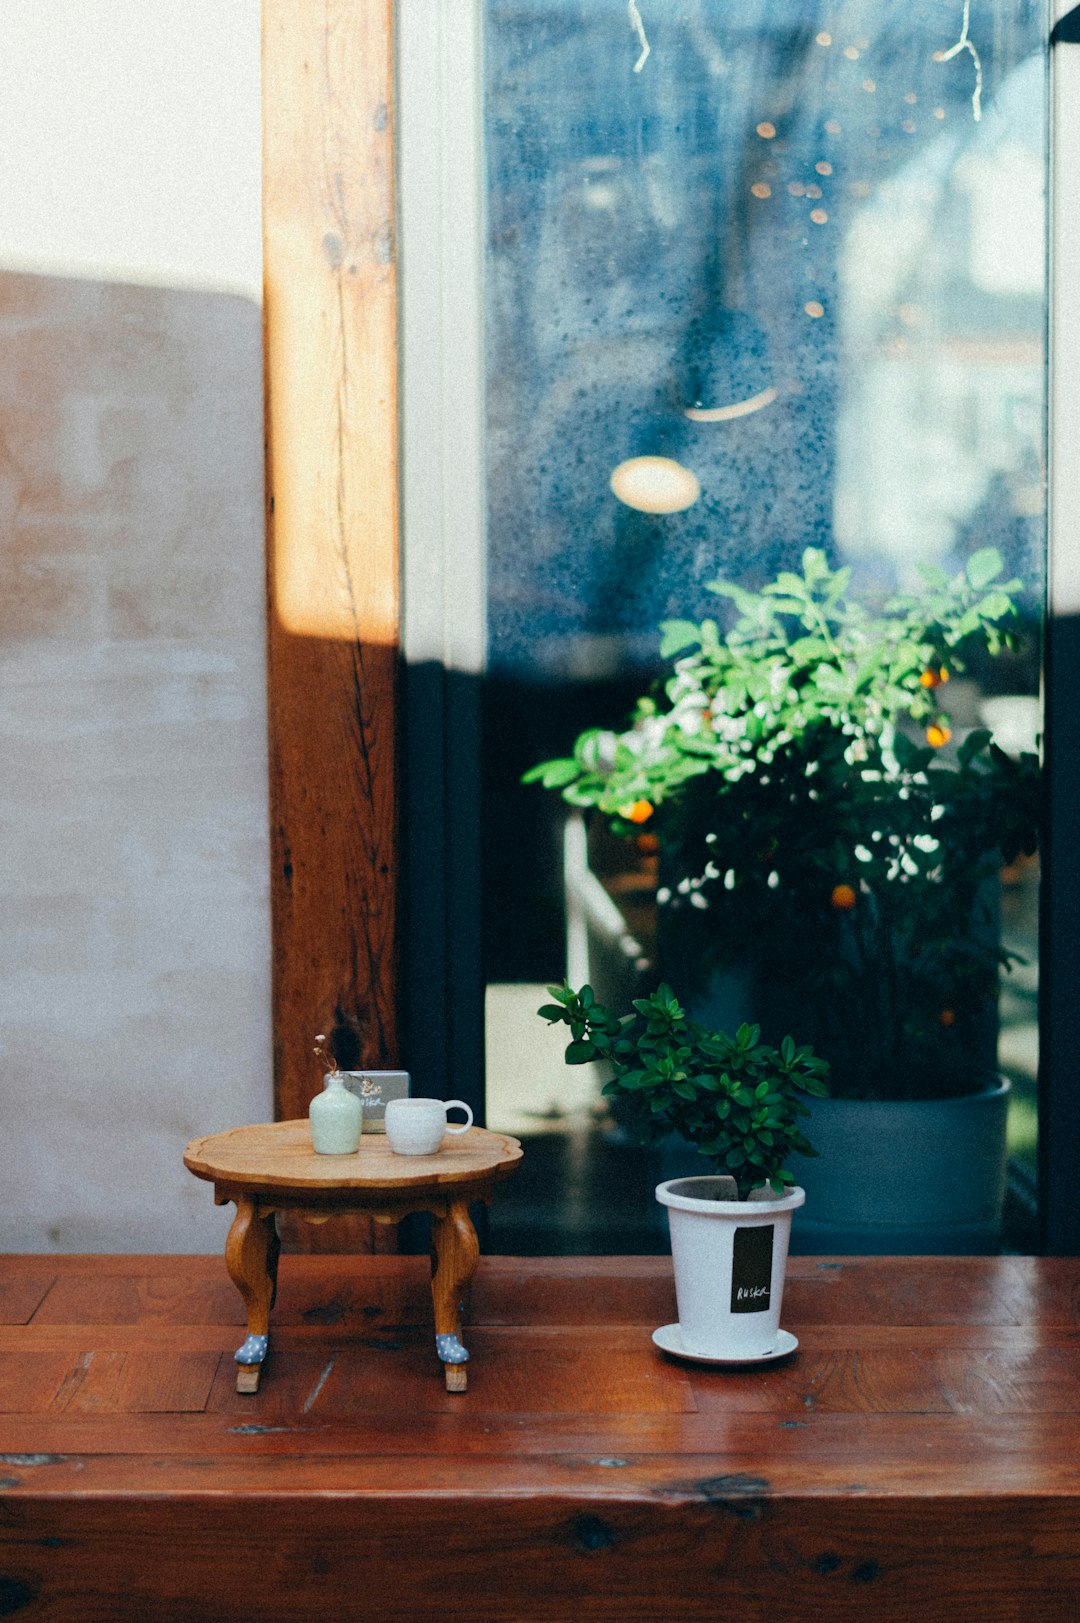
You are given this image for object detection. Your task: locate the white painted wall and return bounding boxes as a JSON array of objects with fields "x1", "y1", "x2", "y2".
[
  {"x1": 0, "y1": 0, "x2": 262, "y2": 300},
  {"x1": 0, "y1": 1, "x2": 269, "y2": 1250}
]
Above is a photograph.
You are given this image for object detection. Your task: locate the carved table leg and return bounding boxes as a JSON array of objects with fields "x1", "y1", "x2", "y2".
[
  {"x1": 430, "y1": 1198, "x2": 480, "y2": 1392},
  {"x1": 225, "y1": 1195, "x2": 277, "y2": 1393}
]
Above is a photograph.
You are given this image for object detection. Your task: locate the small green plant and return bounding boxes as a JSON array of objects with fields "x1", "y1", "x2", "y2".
[{"x1": 539, "y1": 982, "x2": 829, "y2": 1199}]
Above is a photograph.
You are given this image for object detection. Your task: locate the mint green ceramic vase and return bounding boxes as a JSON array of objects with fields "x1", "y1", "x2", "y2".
[{"x1": 309, "y1": 1071, "x2": 363, "y2": 1154}]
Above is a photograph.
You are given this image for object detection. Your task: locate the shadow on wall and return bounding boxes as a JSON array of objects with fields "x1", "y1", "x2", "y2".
[{"x1": 0, "y1": 270, "x2": 271, "y2": 1254}]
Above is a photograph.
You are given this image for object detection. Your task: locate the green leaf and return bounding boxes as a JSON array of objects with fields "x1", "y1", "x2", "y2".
[
  {"x1": 565, "y1": 1040, "x2": 597, "y2": 1064},
  {"x1": 788, "y1": 636, "x2": 832, "y2": 665},
  {"x1": 894, "y1": 731, "x2": 933, "y2": 773},
  {"x1": 825, "y1": 565, "x2": 852, "y2": 601},
  {"x1": 813, "y1": 665, "x2": 849, "y2": 697},
  {"x1": 953, "y1": 605, "x2": 984, "y2": 638},
  {"x1": 521, "y1": 757, "x2": 580, "y2": 787},
  {"x1": 537, "y1": 1004, "x2": 567, "y2": 1023},
  {"x1": 966, "y1": 547, "x2": 1003, "y2": 590},
  {"x1": 562, "y1": 782, "x2": 605, "y2": 809},
  {"x1": 618, "y1": 1070, "x2": 652, "y2": 1090},
  {"x1": 978, "y1": 592, "x2": 1015, "y2": 623},
  {"x1": 957, "y1": 727, "x2": 992, "y2": 767},
  {"x1": 658, "y1": 619, "x2": 702, "y2": 658},
  {"x1": 707, "y1": 579, "x2": 760, "y2": 613}
]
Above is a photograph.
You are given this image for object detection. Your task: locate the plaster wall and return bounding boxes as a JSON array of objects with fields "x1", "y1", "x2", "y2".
[{"x1": 0, "y1": 1, "x2": 268, "y2": 1250}]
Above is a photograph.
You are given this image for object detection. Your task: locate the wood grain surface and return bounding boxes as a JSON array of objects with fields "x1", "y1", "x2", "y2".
[
  {"x1": 184, "y1": 1122, "x2": 523, "y2": 1194},
  {"x1": 3, "y1": 1254, "x2": 1080, "y2": 1619},
  {"x1": 262, "y1": 0, "x2": 400, "y2": 1263}
]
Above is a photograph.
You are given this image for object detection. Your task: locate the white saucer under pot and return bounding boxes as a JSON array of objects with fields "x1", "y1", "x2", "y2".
[
  {"x1": 652, "y1": 1323, "x2": 799, "y2": 1365},
  {"x1": 654, "y1": 1177, "x2": 805, "y2": 1363}
]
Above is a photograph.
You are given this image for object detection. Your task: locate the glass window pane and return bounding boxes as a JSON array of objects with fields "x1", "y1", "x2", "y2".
[{"x1": 480, "y1": 0, "x2": 1046, "y2": 1252}]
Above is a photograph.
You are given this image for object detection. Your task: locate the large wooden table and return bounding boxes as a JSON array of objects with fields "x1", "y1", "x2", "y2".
[{"x1": 2, "y1": 1253, "x2": 1080, "y2": 1620}]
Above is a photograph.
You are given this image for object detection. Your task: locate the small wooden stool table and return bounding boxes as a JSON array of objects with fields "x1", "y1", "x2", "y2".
[{"x1": 183, "y1": 1121, "x2": 522, "y2": 1393}]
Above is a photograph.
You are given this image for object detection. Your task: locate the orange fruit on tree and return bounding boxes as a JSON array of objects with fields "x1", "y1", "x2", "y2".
[
  {"x1": 831, "y1": 883, "x2": 857, "y2": 911},
  {"x1": 926, "y1": 723, "x2": 952, "y2": 748}
]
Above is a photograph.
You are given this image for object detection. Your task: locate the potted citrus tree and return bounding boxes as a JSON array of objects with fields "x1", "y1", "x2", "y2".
[
  {"x1": 526, "y1": 547, "x2": 1040, "y2": 1252},
  {"x1": 539, "y1": 980, "x2": 828, "y2": 1359}
]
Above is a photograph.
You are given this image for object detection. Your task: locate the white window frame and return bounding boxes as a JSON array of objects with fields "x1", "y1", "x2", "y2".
[
  {"x1": 1051, "y1": 2, "x2": 1080, "y2": 612},
  {"x1": 398, "y1": 0, "x2": 486, "y2": 676}
]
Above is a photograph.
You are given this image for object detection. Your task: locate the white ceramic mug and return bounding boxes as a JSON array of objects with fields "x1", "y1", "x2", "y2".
[{"x1": 384, "y1": 1097, "x2": 473, "y2": 1156}]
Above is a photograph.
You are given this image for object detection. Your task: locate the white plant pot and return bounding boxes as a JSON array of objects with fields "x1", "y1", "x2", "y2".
[{"x1": 656, "y1": 1177, "x2": 804, "y2": 1359}]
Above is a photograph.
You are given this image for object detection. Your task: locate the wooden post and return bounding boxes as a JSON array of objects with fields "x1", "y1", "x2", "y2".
[{"x1": 263, "y1": 0, "x2": 399, "y2": 1249}]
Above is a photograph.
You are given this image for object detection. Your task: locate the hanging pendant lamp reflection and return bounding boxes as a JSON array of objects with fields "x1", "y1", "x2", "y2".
[
  {"x1": 679, "y1": 309, "x2": 777, "y2": 422},
  {"x1": 609, "y1": 454, "x2": 702, "y2": 514}
]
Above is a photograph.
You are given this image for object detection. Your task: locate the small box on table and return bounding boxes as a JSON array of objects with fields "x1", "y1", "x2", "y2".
[{"x1": 341, "y1": 1070, "x2": 410, "y2": 1132}]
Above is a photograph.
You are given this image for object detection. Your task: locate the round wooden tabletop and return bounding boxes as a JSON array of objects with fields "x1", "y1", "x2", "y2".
[{"x1": 183, "y1": 1120, "x2": 523, "y2": 1194}]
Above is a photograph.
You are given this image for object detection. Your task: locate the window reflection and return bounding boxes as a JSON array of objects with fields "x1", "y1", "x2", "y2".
[
  {"x1": 836, "y1": 54, "x2": 1044, "y2": 588},
  {"x1": 480, "y1": 0, "x2": 1045, "y2": 1248}
]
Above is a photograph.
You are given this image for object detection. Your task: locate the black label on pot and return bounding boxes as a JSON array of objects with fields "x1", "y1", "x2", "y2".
[{"x1": 731, "y1": 1225, "x2": 774, "y2": 1313}]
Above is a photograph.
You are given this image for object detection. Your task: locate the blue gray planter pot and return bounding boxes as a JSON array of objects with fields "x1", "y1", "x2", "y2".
[{"x1": 791, "y1": 1079, "x2": 1011, "y2": 1255}]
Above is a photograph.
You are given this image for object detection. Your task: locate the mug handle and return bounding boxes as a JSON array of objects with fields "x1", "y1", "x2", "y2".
[{"x1": 444, "y1": 1100, "x2": 474, "y2": 1135}]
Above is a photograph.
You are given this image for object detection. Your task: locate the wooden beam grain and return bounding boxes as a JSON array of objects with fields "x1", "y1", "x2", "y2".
[{"x1": 262, "y1": 0, "x2": 399, "y2": 1260}]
